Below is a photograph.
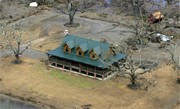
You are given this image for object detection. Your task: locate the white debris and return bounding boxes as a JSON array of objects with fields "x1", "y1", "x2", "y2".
[
  {"x1": 156, "y1": 33, "x2": 173, "y2": 42},
  {"x1": 29, "y1": 2, "x2": 38, "y2": 7}
]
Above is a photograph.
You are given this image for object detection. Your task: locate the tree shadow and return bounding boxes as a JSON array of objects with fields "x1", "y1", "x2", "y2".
[
  {"x1": 11, "y1": 60, "x2": 22, "y2": 64},
  {"x1": 64, "y1": 23, "x2": 80, "y2": 28},
  {"x1": 127, "y1": 83, "x2": 141, "y2": 90}
]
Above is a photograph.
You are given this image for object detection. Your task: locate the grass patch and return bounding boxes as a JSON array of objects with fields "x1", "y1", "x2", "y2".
[
  {"x1": 49, "y1": 69, "x2": 100, "y2": 88},
  {"x1": 33, "y1": 63, "x2": 100, "y2": 88}
]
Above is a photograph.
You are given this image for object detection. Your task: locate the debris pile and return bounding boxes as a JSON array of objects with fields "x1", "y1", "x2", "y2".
[{"x1": 148, "y1": 11, "x2": 164, "y2": 23}]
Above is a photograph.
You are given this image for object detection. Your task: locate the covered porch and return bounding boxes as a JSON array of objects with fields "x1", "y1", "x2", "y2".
[{"x1": 47, "y1": 56, "x2": 114, "y2": 80}]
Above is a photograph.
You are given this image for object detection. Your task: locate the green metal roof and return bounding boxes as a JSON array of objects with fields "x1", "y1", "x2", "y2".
[
  {"x1": 93, "y1": 46, "x2": 101, "y2": 55},
  {"x1": 48, "y1": 34, "x2": 126, "y2": 68},
  {"x1": 66, "y1": 40, "x2": 75, "y2": 49},
  {"x1": 79, "y1": 43, "x2": 88, "y2": 52}
]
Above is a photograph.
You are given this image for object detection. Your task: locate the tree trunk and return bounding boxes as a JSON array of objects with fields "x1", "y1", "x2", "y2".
[
  {"x1": 129, "y1": 73, "x2": 139, "y2": 89},
  {"x1": 15, "y1": 54, "x2": 20, "y2": 64},
  {"x1": 14, "y1": 42, "x2": 21, "y2": 64},
  {"x1": 69, "y1": 13, "x2": 74, "y2": 25},
  {"x1": 131, "y1": 76, "x2": 137, "y2": 86}
]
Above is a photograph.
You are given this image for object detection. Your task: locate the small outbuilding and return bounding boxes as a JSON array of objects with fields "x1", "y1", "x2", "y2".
[{"x1": 47, "y1": 34, "x2": 126, "y2": 80}]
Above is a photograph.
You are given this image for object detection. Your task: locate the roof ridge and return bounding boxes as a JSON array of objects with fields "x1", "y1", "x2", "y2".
[{"x1": 66, "y1": 34, "x2": 109, "y2": 45}]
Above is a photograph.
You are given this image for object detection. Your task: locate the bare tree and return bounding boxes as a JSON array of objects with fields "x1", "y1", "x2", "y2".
[
  {"x1": 120, "y1": 57, "x2": 154, "y2": 89},
  {"x1": 64, "y1": 0, "x2": 94, "y2": 27},
  {"x1": 0, "y1": 23, "x2": 31, "y2": 64},
  {"x1": 99, "y1": 51, "x2": 154, "y2": 89},
  {"x1": 67, "y1": 0, "x2": 78, "y2": 25}
]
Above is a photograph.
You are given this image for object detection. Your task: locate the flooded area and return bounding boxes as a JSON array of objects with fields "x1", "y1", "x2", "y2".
[{"x1": 0, "y1": 95, "x2": 38, "y2": 109}]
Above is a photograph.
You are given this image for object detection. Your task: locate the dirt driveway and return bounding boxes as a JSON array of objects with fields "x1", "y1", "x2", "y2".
[{"x1": 1, "y1": 2, "x2": 175, "y2": 63}]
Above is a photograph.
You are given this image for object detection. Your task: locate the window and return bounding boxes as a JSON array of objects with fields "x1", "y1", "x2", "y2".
[
  {"x1": 90, "y1": 51, "x2": 97, "y2": 60},
  {"x1": 79, "y1": 52, "x2": 82, "y2": 55},
  {"x1": 92, "y1": 54, "x2": 95, "y2": 58},
  {"x1": 65, "y1": 48, "x2": 69, "y2": 52}
]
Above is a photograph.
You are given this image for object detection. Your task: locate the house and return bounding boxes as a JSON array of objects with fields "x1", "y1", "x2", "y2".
[{"x1": 47, "y1": 34, "x2": 126, "y2": 80}]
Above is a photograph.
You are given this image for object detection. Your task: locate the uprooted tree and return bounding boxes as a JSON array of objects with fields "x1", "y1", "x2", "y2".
[{"x1": 0, "y1": 23, "x2": 31, "y2": 64}]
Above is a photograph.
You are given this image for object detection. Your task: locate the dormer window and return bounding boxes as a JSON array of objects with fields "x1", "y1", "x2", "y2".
[
  {"x1": 64, "y1": 44, "x2": 71, "y2": 53},
  {"x1": 63, "y1": 40, "x2": 75, "y2": 53},
  {"x1": 76, "y1": 43, "x2": 88, "y2": 57},
  {"x1": 90, "y1": 51, "x2": 98, "y2": 60},
  {"x1": 76, "y1": 47, "x2": 84, "y2": 56},
  {"x1": 92, "y1": 54, "x2": 95, "y2": 58},
  {"x1": 90, "y1": 46, "x2": 101, "y2": 60},
  {"x1": 110, "y1": 47, "x2": 116, "y2": 55}
]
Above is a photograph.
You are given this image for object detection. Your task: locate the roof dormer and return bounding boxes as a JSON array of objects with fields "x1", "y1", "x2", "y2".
[
  {"x1": 90, "y1": 46, "x2": 101, "y2": 60},
  {"x1": 76, "y1": 43, "x2": 88, "y2": 57},
  {"x1": 63, "y1": 40, "x2": 74, "y2": 53}
]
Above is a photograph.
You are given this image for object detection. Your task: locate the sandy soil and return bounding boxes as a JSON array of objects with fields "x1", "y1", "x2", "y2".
[{"x1": 0, "y1": 56, "x2": 179, "y2": 109}]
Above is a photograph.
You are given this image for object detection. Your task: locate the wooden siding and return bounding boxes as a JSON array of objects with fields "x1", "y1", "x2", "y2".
[
  {"x1": 76, "y1": 47, "x2": 84, "y2": 56},
  {"x1": 89, "y1": 50, "x2": 98, "y2": 60},
  {"x1": 63, "y1": 44, "x2": 71, "y2": 53}
]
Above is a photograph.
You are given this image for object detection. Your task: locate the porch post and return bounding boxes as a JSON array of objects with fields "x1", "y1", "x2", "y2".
[
  {"x1": 79, "y1": 63, "x2": 81, "y2": 73},
  {"x1": 62, "y1": 60, "x2": 64, "y2": 71},
  {"x1": 87, "y1": 65, "x2": 89, "y2": 75},
  {"x1": 70, "y1": 61, "x2": 72, "y2": 71}
]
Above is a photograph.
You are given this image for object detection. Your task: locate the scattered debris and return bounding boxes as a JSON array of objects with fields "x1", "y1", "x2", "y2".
[
  {"x1": 81, "y1": 104, "x2": 92, "y2": 109},
  {"x1": 29, "y1": 2, "x2": 38, "y2": 7},
  {"x1": 157, "y1": 33, "x2": 173, "y2": 42},
  {"x1": 151, "y1": 33, "x2": 173, "y2": 43},
  {"x1": 148, "y1": 11, "x2": 164, "y2": 23},
  {"x1": 125, "y1": 38, "x2": 149, "y2": 50}
]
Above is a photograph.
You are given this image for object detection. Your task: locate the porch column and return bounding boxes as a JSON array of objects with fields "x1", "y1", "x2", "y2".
[
  {"x1": 70, "y1": 61, "x2": 72, "y2": 71},
  {"x1": 94, "y1": 73, "x2": 96, "y2": 78},
  {"x1": 79, "y1": 63, "x2": 81, "y2": 73},
  {"x1": 102, "y1": 75, "x2": 104, "y2": 80},
  {"x1": 62, "y1": 60, "x2": 64, "y2": 71},
  {"x1": 87, "y1": 65, "x2": 89, "y2": 75}
]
